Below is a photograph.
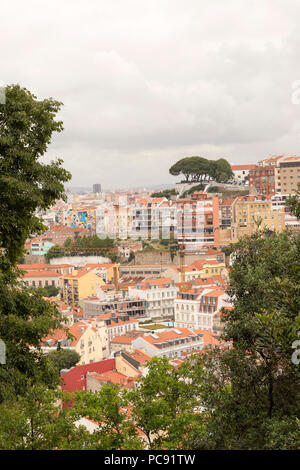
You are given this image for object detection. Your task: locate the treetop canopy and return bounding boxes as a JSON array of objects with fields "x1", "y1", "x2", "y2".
[{"x1": 169, "y1": 156, "x2": 233, "y2": 183}]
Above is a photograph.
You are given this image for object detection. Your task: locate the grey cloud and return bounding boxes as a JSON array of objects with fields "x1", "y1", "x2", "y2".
[{"x1": 1, "y1": 0, "x2": 300, "y2": 188}]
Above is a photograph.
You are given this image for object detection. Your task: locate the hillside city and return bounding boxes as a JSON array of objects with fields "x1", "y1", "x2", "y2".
[
  {"x1": 0, "y1": 83, "x2": 299, "y2": 452},
  {"x1": 1, "y1": 0, "x2": 300, "y2": 451},
  {"x1": 15, "y1": 154, "x2": 299, "y2": 428}
]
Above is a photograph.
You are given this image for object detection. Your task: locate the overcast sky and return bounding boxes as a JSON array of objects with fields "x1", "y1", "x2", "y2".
[{"x1": 1, "y1": 0, "x2": 300, "y2": 189}]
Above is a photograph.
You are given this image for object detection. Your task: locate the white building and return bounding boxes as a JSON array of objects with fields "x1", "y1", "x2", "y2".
[
  {"x1": 231, "y1": 164, "x2": 256, "y2": 183},
  {"x1": 174, "y1": 286, "x2": 230, "y2": 331},
  {"x1": 131, "y1": 328, "x2": 204, "y2": 359},
  {"x1": 271, "y1": 194, "x2": 300, "y2": 231},
  {"x1": 128, "y1": 278, "x2": 178, "y2": 319}
]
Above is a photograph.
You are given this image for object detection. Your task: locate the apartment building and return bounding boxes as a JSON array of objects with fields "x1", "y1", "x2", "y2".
[
  {"x1": 174, "y1": 286, "x2": 230, "y2": 330},
  {"x1": 176, "y1": 192, "x2": 220, "y2": 250},
  {"x1": 85, "y1": 312, "x2": 139, "y2": 342},
  {"x1": 110, "y1": 335, "x2": 137, "y2": 353},
  {"x1": 82, "y1": 294, "x2": 146, "y2": 319},
  {"x1": 231, "y1": 195, "x2": 285, "y2": 240},
  {"x1": 81, "y1": 263, "x2": 118, "y2": 283},
  {"x1": 271, "y1": 194, "x2": 300, "y2": 232},
  {"x1": 61, "y1": 351, "x2": 151, "y2": 394},
  {"x1": 45, "y1": 225, "x2": 88, "y2": 246},
  {"x1": 62, "y1": 268, "x2": 105, "y2": 306},
  {"x1": 212, "y1": 307, "x2": 233, "y2": 335},
  {"x1": 276, "y1": 156, "x2": 300, "y2": 194},
  {"x1": 30, "y1": 236, "x2": 54, "y2": 256},
  {"x1": 64, "y1": 206, "x2": 97, "y2": 234},
  {"x1": 248, "y1": 155, "x2": 283, "y2": 196},
  {"x1": 61, "y1": 358, "x2": 116, "y2": 393},
  {"x1": 163, "y1": 259, "x2": 226, "y2": 283},
  {"x1": 129, "y1": 197, "x2": 174, "y2": 240},
  {"x1": 42, "y1": 319, "x2": 109, "y2": 365},
  {"x1": 219, "y1": 198, "x2": 235, "y2": 229},
  {"x1": 249, "y1": 155, "x2": 300, "y2": 196},
  {"x1": 128, "y1": 278, "x2": 178, "y2": 319},
  {"x1": 18, "y1": 263, "x2": 74, "y2": 274},
  {"x1": 131, "y1": 328, "x2": 204, "y2": 359},
  {"x1": 119, "y1": 264, "x2": 170, "y2": 279},
  {"x1": 20, "y1": 270, "x2": 62, "y2": 288},
  {"x1": 86, "y1": 350, "x2": 151, "y2": 391}
]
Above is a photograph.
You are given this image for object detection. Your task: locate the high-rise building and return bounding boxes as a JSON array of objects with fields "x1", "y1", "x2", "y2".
[{"x1": 93, "y1": 184, "x2": 101, "y2": 194}]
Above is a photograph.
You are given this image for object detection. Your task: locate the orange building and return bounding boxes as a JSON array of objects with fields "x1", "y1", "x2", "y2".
[{"x1": 176, "y1": 192, "x2": 220, "y2": 250}]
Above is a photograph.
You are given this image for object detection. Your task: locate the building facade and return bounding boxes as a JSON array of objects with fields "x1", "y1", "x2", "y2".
[{"x1": 128, "y1": 278, "x2": 178, "y2": 319}]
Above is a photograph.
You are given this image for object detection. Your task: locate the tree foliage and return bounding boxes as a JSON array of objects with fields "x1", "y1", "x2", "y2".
[
  {"x1": 0, "y1": 84, "x2": 71, "y2": 401},
  {"x1": 286, "y1": 183, "x2": 300, "y2": 219},
  {"x1": 0, "y1": 385, "x2": 89, "y2": 450},
  {"x1": 127, "y1": 357, "x2": 205, "y2": 449},
  {"x1": 45, "y1": 235, "x2": 115, "y2": 261},
  {"x1": 47, "y1": 348, "x2": 80, "y2": 372},
  {"x1": 72, "y1": 384, "x2": 144, "y2": 450},
  {"x1": 0, "y1": 84, "x2": 71, "y2": 265},
  {"x1": 150, "y1": 189, "x2": 178, "y2": 199},
  {"x1": 169, "y1": 156, "x2": 233, "y2": 183},
  {"x1": 190, "y1": 229, "x2": 300, "y2": 450},
  {"x1": 38, "y1": 284, "x2": 61, "y2": 297}
]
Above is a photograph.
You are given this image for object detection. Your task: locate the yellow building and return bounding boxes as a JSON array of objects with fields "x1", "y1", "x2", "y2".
[
  {"x1": 62, "y1": 268, "x2": 105, "y2": 306},
  {"x1": 231, "y1": 196, "x2": 285, "y2": 241},
  {"x1": 163, "y1": 259, "x2": 226, "y2": 283},
  {"x1": 42, "y1": 320, "x2": 109, "y2": 365},
  {"x1": 82, "y1": 263, "x2": 119, "y2": 284}
]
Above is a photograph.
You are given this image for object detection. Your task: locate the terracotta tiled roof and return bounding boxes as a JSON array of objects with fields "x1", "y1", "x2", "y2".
[
  {"x1": 129, "y1": 349, "x2": 152, "y2": 364},
  {"x1": 88, "y1": 370, "x2": 129, "y2": 385},
  {"x1": 142, "y1": 328, "x2": 204, "y2": 348},
  {"x1": 48, "y1": 225, "x2": 88, "y2": 232},
  {"x1": 202, "y1": 288, "x2": 225, "y2": 297},
  {"x1": 111, "y1": 336, "x2": 135, "y2": 344},
  {"x1": 18, "y1": 264, "x2": 50, "y2": 270},
  {"x1": 48, "y1": 264, "x2": 74, "y2": 268},
  {"x1": 83, "y1": 263, "x2": 115, "y2": 270},
  {"x1": 43, "y1": 321, "x2": 97, "y2": 347},
  {"x1": 22, "y1": 270, "x2": 61, "y2": 277},
  {"x1": 231, "y1": 164, "x2": 256, "y2": 170},
  {"x1": 281, "y1": 156, "x2": 300, "y2": 162},
  {"x1": 135, "y1": 277, "x2": 174, "y2": 290}
]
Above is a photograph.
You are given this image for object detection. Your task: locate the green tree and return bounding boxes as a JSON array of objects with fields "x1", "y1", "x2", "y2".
[
  {"x1": 150, "y1": 188, "x2": 178, "y2": 199},
  {"x1": 0, "y1": 84, "x2": 71, "y2": 401},
  {"x1": 39, "y1": 284, "x2": 61, "y2": 297},
  {"x1": 47, "y1": 349, "x2": 80, "y2": 372},
  {"x1": 169, "y1": 156, "x2": 232, "y2": 184},
  {"x1": 46, "y1": 235, "x2": 116, "y2": 260},
  {"x1": 210, "y1": 158, "x2": 233, "y2": 182},
  {"x1": 0, "y1": 84, "x2": 71, "y2": 265},
  {"x1": 128, "y1": 357, "x2": 205, "y2": 449},
  {"x1": 0, "y1": 385, "x2": 88, "y2": 450},
  {"x1": 63, "y1": 237, "x2": 73, "y2": 249},
  {"x1": 286, "y1": 183, "x2": 300, "y2": 219},
  {"x1": 191, "y1": 229, "x2": 300, "y2": 450},
  {"x1": 72, "y1": 385, "x2": 144, "y2": 450}
]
